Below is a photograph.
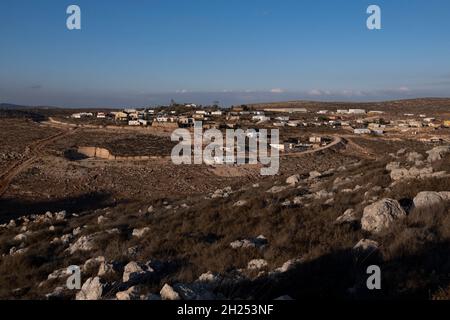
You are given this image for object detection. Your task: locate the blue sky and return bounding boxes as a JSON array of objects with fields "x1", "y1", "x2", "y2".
[{"x1": 1, "y1": 0, "x2": 450, "y2": 107}]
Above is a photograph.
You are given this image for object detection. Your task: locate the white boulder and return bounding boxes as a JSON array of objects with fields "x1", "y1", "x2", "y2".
[{"x1": 361, "y1": 199, "x2": 406, "y2": 233}]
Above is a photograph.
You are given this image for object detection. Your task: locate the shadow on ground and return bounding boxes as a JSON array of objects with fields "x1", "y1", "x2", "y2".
[
  {"x1": 0, "y1": 192, "x2": 115, "y2": 223},
  {"x1": 218, "y1": 241, "x2": 450, "y2": 300}
]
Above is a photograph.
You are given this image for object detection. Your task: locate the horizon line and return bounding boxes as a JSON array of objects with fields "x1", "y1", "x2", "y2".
[{"x1": 2, "y1": 96, "x2": 450, "y2": 110}]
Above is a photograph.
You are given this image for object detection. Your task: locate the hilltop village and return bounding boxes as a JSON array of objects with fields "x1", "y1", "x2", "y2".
[{"x1": 68, "y1": 102, "x2": 450, "y2": 153}]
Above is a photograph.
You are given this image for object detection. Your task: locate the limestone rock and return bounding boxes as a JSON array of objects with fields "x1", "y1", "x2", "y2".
[
  {"x1": 132, "y1": 227, "x2": 150, "y2": 238},
  {"x1": 407, "y1": 152, "x2": 424, "y2": 163},
  {"x1": 309, "y1": 171, "x2": 322, "y2": 179},
  {"x1": 247, "y1": 259, "x2": 268, "y2": 270},
  {"x1": 160, "y1": 283, "x2": 181, "y2": 300},
  {"x1": 83, "y1": 256, "x2": 106, "y2": 271},
  {"x1": 67, "y1": 234, "x2": 97, "y2": 254},
  {"x1": 116, "y1": 286, "x2": 140, "y2": 300},
  {"x1": 123, "y1": 261, "x2": 154, "y2": 283},
  {"x1": 286, "y1": 174, "x2": 301, "y2": 185},
  {"x1": 76, "y1": 277, "x2": 105, "y2": 300},
  {"x1": 197, "y1": 271, "x2": 221, "y2": 283},
  {"x1": 413, "y1": 191, "x2": 448, "y2": 214},
  {"x1": 361, "y1": 199, "x2": 406, "y2": 233},
  {"x1": 426, "y1": 146, "x2": 450, "y2": 162},
  {"x1": 13, "y1": 233, "x2": 27, "y2": 242},
  {"x1": 230, "y1": 235, "x2": 268, "y2": 249}
]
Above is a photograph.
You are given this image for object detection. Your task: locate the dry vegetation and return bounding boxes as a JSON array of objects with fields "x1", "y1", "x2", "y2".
[
  {"x1": 0, "y1": 119, "x2": 60, "y2": 172},
  {"x1": 0, "y1": 104, "x2": 449, "y2": 300},
  {"x1": 49, "y1": 130, "x2": 177, "y2": 157}
]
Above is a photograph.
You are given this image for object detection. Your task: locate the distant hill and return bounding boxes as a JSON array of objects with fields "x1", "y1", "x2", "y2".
[
  {"x1": 0, "y1": 103, "x2": 28, "y2": 109},
  {"x1": 0, "y1": 103, "x2": 60, "y2": 110},
  {"x1": 0, "y1": 104, "x2": 50, "y2": 121},
  {"x1": 0, "y1": 103, "x2": 119, "y2": 120},
  {"x1": 249, "y1": 98, "x2": 450, "y2": 115}
]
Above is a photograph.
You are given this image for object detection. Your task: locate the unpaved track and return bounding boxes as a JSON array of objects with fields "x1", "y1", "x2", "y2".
[
  {"x1": 0, "y1": 127, "x2": 77, "y2": 198},
  {"x1": 0, "y1": 118, "x2": 374, "y2": 197},
  {"x1": 340, "y1": 136, "x2": 377, "y2": 159}
]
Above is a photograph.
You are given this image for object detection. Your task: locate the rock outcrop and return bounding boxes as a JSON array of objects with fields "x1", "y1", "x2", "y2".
[
  {"x1": 76, "y1": 277, "x2": 105, "y2": 300},
  {"x1": 426, "y1": 146, "x2": 450, "y2": 162},
  {"x1": 361, "y1": 199, "x2": 406, "y2": 233},
  {"x1": 413, "y1": 191, "x2": 450, "y2": 214}
]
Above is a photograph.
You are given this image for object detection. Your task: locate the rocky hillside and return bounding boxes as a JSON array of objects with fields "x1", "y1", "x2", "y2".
[{"x1": 0, "y1": 145, "x2": 449, "y2": 300}]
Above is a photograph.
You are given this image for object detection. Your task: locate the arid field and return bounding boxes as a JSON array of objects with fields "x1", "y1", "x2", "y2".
[{"x1": 0, "y1": 99, "x2": 449, "y2": 300}]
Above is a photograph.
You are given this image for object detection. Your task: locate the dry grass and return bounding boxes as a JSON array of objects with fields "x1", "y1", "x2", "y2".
[{"x1": 0, "y1": 129, "x2": 449, "y2": 299}]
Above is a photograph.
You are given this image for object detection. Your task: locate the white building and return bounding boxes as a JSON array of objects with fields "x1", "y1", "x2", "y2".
[
  {"x1": 354, "y1": 128, "x2": 371, "y2": 134},
  {"x1": 252, "y1": 115, "x2": 270, "y2": 122},
  {"x1": 348, "y1": 109, "x2": 366, "y2": 115},
  {"x1": 264, "y1": 108, "x2": 307, "y2": 113},
  {"x1": 309, "y1": 136, "x2": 323, "y2": 143},
  {"x1": 156, "y1": 116, "x2": 168, "y2": 122},
  {"x1": 71, "y1": 112, "x2": 93, "y2": 118}
]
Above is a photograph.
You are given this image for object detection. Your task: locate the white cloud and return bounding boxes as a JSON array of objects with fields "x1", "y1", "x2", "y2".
[
  {"x1": 397, "y1": 86, "x2": 410, "y2": 92},
  {"x1": 270, "y1": 88, "x2": 284, "y2": 93},
  {"x1": 308, "y1": 89, "x2": 326, "y2": 96}
]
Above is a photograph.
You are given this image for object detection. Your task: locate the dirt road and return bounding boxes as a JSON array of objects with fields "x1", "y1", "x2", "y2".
[{"x1": 0, "y1": 127, "x2": 77, "y2": 198}]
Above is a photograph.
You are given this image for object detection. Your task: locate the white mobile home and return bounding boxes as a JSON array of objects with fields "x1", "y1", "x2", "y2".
[{"x1": 354, "y1": 128, "x2": 371, "y2": 135}]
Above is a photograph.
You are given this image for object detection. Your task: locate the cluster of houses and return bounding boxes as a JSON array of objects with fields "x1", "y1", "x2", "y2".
[
  {"x1": 70, "y1": 104, "x2": 450, "y2": 136},
  {"x1": 70, "y1": 106, "x2": 280, "y2": 128},
  {"x1": 309, "y1": 109, "x2": 450, "y2": 136}
]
